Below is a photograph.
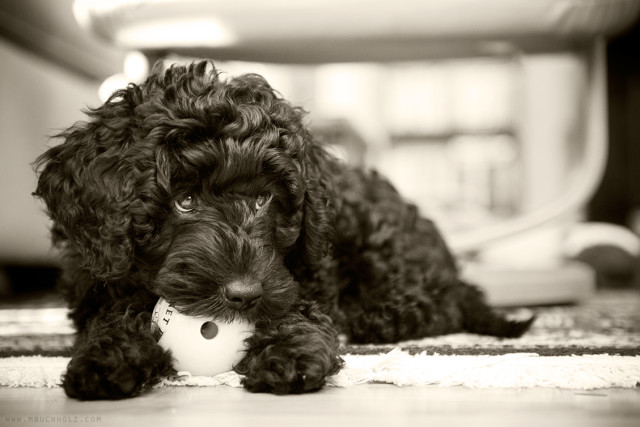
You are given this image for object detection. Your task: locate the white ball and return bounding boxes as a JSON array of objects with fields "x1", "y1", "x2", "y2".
[{"x1": 151, "y1": 298, "x2": 255, "y2": 376}]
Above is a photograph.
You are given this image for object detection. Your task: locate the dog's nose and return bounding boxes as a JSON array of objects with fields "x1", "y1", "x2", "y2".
[{"x1": 224, "y1": 280, "x2": 263, "y2": 309}]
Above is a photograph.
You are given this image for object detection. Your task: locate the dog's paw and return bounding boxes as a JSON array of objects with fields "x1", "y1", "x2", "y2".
[
  {"x1": 63, "y1": 355, "x2": 142, "y2": 400},
  {"x1": 237, "y1": 342, "x2": 342, "y2": 394},
  {"x1": 235, "y1": 312, "x2": 343, "y2": 394},
  {"x1": 63, "y1": 335, "x2": 174, "y2": 400}
]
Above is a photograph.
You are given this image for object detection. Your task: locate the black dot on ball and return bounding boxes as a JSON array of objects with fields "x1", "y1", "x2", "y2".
[{"x1": 200, "y1": 321, "x2": 219, "y2": 339}]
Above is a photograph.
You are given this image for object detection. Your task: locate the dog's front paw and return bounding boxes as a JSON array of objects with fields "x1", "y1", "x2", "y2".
[
  {"x1": 63, "y1": 334, "x2": 174, "y2": 400},
  {"x1": 236, "y1": 312, "x2": 343, "y2": 394},
  {"x1": 238, "y1": 343, "x2": 340, "y2": 394}
]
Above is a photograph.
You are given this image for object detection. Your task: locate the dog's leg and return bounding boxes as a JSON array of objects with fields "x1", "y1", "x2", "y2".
[
  {"x1": 62, "y1": 298, "x2": 175, "y2": 400},
  {"x1": 235, "y1": 301, "x2": 343, "y2": 394},
  {"x1": 342, "y1": 280, "x2": 533, "y2": 344},
  {"x1": 454, "y1": 280, "x2": 536, "y2": 337},
  {"x1": 340, "y1": 286, "x2": 461, "y2": 343}
]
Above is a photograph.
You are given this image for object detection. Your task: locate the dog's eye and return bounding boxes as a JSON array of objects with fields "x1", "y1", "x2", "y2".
[
  {"x1": 175, "y1": 195, "x2": 197, "y2": 213},
  {"x1": 255, "y1": 192, "x2": 271, "y2": 209}
]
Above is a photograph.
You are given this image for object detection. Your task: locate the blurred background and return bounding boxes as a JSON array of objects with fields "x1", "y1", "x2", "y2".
[{"x1": 1, "y1": 0, "x2": 640, "y2": 307}]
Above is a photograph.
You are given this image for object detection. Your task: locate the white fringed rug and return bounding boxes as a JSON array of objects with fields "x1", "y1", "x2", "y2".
[
  {"x1": 1, "y1": 349, "x2": 638, "y2": 390},
  {"x1": 1, "y1": 291, "x2": 638, "y2": 390}
]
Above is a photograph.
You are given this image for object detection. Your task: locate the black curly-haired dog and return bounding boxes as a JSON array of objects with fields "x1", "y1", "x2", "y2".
[{"x1": 34, "y1": 60, "x2": 533, "y2": 400}]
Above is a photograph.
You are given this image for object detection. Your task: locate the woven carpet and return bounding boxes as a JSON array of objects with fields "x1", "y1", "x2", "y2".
[{"x1": 1, "y1": 290, "x2": 639, "y2": 389}]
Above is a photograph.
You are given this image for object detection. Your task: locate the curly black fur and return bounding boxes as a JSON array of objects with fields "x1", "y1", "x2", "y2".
[{"x1": 34, "y1": 60, "x2": 533, "y2": 400}]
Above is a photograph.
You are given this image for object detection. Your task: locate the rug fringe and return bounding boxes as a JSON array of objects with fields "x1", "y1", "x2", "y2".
[
  {"x1": 332, "y1": 349, "x2": 640, "y2": 389},
  {"x1": 1, "y1": 350, "x2": 638, "y2": 390}
]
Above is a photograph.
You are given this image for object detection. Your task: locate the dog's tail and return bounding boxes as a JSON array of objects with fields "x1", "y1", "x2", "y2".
[{"x1": 457, "y1": 281, "x2": 535, "y2": 338}]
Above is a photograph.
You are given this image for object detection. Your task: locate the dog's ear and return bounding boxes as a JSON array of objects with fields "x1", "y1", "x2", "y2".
[
  {"x1": 34, "y1": 88, "x2": 145, "y2": 282},
  {"x1": 297, "y1": 140, "x2": 338, "y2": 266},
  {"x1": 221, "y1": 72, "x2": 339, "y2": 267}
]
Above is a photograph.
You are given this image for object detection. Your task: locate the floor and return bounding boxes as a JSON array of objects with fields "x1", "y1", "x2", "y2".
[
  {"x1": 0, "y1": 289, "x2": 638, "y2": 426},
  {"x1": 0, "y1": 384, "x2": 639, "y2": 427}
]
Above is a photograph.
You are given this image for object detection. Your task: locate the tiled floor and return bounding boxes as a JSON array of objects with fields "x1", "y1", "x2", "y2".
[{"x1": 0, "y1": 384, "x2": 639, "y2": 427}]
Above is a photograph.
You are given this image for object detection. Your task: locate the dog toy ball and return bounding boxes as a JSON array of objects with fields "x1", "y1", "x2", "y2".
[{"x1": 151, "y1": 297, "x2": 255, "y2": 376}]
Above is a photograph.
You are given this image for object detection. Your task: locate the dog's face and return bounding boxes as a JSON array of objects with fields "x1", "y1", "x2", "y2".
[
  {"x1": 35, "y1": 61, "x2": 335, "y2": 323},
  {"x1": 149, "y1": 136, "x2": 305, "y2": 322}
]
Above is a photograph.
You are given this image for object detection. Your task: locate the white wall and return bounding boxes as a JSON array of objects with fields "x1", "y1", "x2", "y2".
[{"x1": 0, "y1": 38, "x2": 100, "y2": 263}]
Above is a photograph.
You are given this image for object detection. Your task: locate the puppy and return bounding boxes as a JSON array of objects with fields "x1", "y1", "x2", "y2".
[{"x1": 34, "y1": 60, "x2": 533, "y2": 400}]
